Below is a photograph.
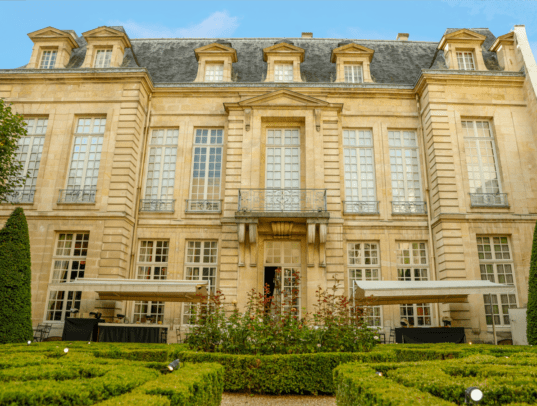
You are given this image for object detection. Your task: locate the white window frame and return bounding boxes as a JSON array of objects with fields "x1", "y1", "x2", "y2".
[
  {"x1": 182, "y1": 241, "x2": 219, "y2": 325},
  {"x1": 46, "y1": 233, "x2": 89, "y2": 322},
  {"x1": 94, "y1": 49, "x2": 112, "y2": 68},
  {"x1": 205, "y1": 63, "x2": 224, "y2": 82},
  {"x1": 66, "y1": 118, "x2": 105, "y2": 191},
  {"x1": 144, "y1": 129, "x2": 178, "y2": 200},
  {"x1": 477, "y1": 236, "x2": 517, "y2": 326},
  {"x1": 188, "y1": 129, "x2": 223, "y2": 211},
  {"x1": 462, "y1": 120, "x2": 502, "y2": 195},
  {"x1": 274, "y1": 63, "x2": 293, "y2": 82},
  {"x1": 347, "y1": 242, "x2": 382, "y2": 327},
  {"x1": 396, "y1": 242, "x2": 432, "y2": 327},
  {"x1": 39, "y1": 50, "x2": 57, "y2": 69},
  {"x1": 388, "y1": 130, "x2": 423, "y2": 203},
  {"x1": 457, "y1": 51, "x2": 476, "y2": 70},
  {"x1": 344, "y1": 64, "x2": 363, "y2": 83}
]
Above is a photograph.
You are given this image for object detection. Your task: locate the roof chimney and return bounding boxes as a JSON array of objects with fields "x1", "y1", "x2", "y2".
[
  {"x1": 397, "y1": 33, "x2": 409, "y2": 41},
  {"x1": 301, "y1": 32, "x2": 313, "y2": 38}
]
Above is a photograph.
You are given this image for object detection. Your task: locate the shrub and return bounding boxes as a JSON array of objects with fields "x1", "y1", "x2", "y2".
[
  {"x1": 0, "y1": 207, "x2": 33, "y2": 344},
  {"x1": 528, "y1": 220, "x2": 537, "y2": 345}
]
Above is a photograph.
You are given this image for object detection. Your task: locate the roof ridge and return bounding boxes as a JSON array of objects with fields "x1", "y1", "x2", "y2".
[{"x1": 130, "y1": 37, "x2": 440, "y2": 44}]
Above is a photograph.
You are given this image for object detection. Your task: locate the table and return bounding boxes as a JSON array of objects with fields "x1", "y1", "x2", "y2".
[
  {"x1": 395, "y1": 327, "x2": 465, "y2": 344},
  {"x1": 62, "y1": 318, "x2": 99, "y2": 341},
  {"x1": 98, "y1": 323, "x2": 168, "y2": 343}
]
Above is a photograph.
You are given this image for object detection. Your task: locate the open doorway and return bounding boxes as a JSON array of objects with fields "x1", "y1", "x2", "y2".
[{"x1": 264, "y1": 266, "x2": 277, "y2": 310}]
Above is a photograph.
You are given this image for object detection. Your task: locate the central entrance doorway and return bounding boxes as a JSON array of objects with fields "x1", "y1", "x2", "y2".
[{"x1": 264, "y1": 240, "x2": 301, "y2": 313}]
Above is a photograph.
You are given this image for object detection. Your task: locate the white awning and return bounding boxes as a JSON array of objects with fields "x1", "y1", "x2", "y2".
[
  {"x1": 48, "y1": 279, "x2": 208, "y2": 303},
  {"x1": 353, "y1": 280, "x2": 516, "y2": 305}
]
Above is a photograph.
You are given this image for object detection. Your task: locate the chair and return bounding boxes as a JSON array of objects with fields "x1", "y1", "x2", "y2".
[
  {"x1": 175, "y1": 329, "x2": 183, "y2": 344},
  {"x1": 387, "y1": 328, "x2": 395, "y2": 344},
  {"x1": 40, "y1": 324, "x2": 52, "y2": 342},
  {"x1": 33, "y1": 324, "x2": 45, "y2": 342},
  {"x1": 160, "y1": 328, "x2": 168, "y2": 344}
]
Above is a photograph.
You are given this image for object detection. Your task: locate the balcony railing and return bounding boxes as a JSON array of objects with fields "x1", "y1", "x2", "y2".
[
  {"x1": 470, "y1": 193, "x2": 509, "y2": 208},
  {"x1": 139, "y1": 199, "x2": 175, "y2": 212},
  {"x1": 238, "y1": 189, "x2": 327, "y2": 213},
  {"x1": 6, "y1": 188, "x2": 35, "y2": 204},
  {"x1": 343, "y1": 200, "x2": 379, "y2": 214},
  {"x1": 186, "y1": 200, "x2": 221, "y2": 213},
  {"x1": 391, "y1": 201, "x2": 427, "y2": 215},
  {"x1": 58, "y1": 187, "x2": 96, "y2": 204}
]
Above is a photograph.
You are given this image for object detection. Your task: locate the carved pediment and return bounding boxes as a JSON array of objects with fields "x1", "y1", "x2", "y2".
[
  {"x1": 331, "y1": 43, "x2": 375, "y2": 63},
  {"x1": 438, "y1": 29, "x2": 486, "y2": 49},
  {"x1": 27, "y1": 27, "x2": 78, "y2": 48},
  {"x1": 263, "y1": 43, "x2": 305, "y2": 62},
  {"x1": 194, "y1": 43, "x2": 238, "y2": 62},
  {"x1": 489, "y1": 32, "x2": 515, "y2": 52},
  {"x1": 82, "y1": 26, "x2": 131, "y2": 48}
]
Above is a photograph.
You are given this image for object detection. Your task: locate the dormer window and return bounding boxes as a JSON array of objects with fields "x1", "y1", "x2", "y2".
[
  {"x1": 344, "y1": 64, "x2": 363, "y2": 83},
  {"x1": 457, "y1": 51, "x2": 475, "y2": 70},
  {"x1": 39, "y1": 50, "x2": 57, "y2": 69},
  {"x1": 94, "y1": 49, "x2": 112, "y2": 68},
  {"x1": 205, "y1": 63, "x2": 224, "y2": 82},
  {"x1": 275, "y1": 63, "x2": 293, "y2": 82}
]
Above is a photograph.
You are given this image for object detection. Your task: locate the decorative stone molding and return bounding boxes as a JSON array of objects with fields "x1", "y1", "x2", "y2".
[
  {"x1": 27, "y1": 27, "x2": 79, "y2": 69},
  {"x1": 330, "y1": 42, "x2": 375, "y2": 83},
  {"x1": 193, "y1": 42, "x2": 238, "y2": 82},
  {"x1": 438, "y1": 29, "x2": 487, "y2": 71},
  {"x1": 489, "y1": 32, "x2": 519, "y2": 72},
  {"x1": 81, "y1": 26, "x2": 131, "y2": 68},
  {"x1": 244, "y1": 108, "x2": 252, "y2": 131},
  {"x1": 271, "y1": 221, "x2": 294, "y2": 238},
  {"x1": 262, "y1": 42, "x2": 305, "y2": 82}
]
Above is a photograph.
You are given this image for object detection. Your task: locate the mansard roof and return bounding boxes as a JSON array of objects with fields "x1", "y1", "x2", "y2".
[{"x1": 15, "y1": 26, "x2": 504, "y2": 84}]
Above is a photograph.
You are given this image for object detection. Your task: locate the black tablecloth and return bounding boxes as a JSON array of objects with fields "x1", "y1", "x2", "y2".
[
  {"x1": 98, "y1": 325, "x2": 165, "y2": 343},
  {"x1": 395, "y1": 327, "x2": 466, "y2": 344},
  {"x1": 62, "y1": 318, "x2": 99, "y2": 341}
]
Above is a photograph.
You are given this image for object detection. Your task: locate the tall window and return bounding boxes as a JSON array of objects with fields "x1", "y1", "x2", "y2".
[
  {"x1": 46, "y1": 233, "x2": 89, "y2": 321},
  {"x1": 205, "y1": 64, "x2": 224, "y2": 82},
  {"x1": 457, "y1": 51, "x2": 476, "y2": 70},
  {"x1": 462, "y1": 121, "x2": 504, "y2": 206},
  {"x1": 145, "y1": 129, "x2": 178, "y2": 200},
  {"x1": 94, "y1": 49, "x2": 112, "y2": 68},
  {"x1": 344, "y1": 65, "x2": 363, "y2": 83},
  {"x1": 183, "y1": 241, "x2": 218, "y2": 324},
  {"x1": 343, "y1": 130, "x2": 376, "y2": 213},
  {"x1": 40, "y1": 50, "x2": 57, "y2": 69},
  {"x1": 389, "y1": 131, "x2": 423, "y2": 212},
  {"x1": 133, "y1": 241, "x2": 169, "y2": 323},
  {"x1": 188, "y1": 129, "x2": 223, "y2": 211},
  {"x1": 477, "y1": 236, "x2": 517, "y2": 326},
  {"x1": 348, "y1": 242, "x2": 381, "y2": 327},
  {"x1": 9, "y1": 118, "x2": 47, "y2": 203},
  {"x1": 64, "y1": 118, "x2": 105, "y2": 202},
  {"x1": 265, "y1": 241, "x2": 301, "y2": 314},
  {"x1": 275, "y1": 64, "x2": 293, "y2": 82},
  {"x1": 396, "y1": 242, "x2": 432, "y2": 326}
]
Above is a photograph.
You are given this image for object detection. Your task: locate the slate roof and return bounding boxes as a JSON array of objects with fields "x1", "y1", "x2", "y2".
[{"x1": 17, "y1": 27, "x2": 505, "y2": 85}]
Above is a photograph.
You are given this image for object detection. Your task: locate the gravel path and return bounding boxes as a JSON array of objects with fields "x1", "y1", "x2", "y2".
[{"x1": 221, "y1": 393, "x2": 336, "y2": 405}]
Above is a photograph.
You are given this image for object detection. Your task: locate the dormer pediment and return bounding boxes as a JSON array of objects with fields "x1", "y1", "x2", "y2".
[
  {"x1": 438, "y1": 29, "x2": 486, "y2": 50},
  {"x1": 28, "y1": 26, "x2": 78, "y2": 49},
  {"x1": 82, "y1": 26, "x2": 131, "y2": 48},
  {"x1": 263, "y1": 43, "x2": 305, "y2": 62},
  {"x1": 239, "y1": 90, "x2": 329, "y2": 108},
  {"x1": 489, "y1": 32, "x2": 515, "y2": 52},
  {"x1": 331, "y1": 43, "x2": 375, "y2": 63},
  {"x1": 194, "y1": 43, "x2": 238, "y2": 62}
]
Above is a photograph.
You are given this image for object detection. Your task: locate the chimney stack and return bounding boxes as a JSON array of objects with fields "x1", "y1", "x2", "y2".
[
  {"x1": 301, "y1": 32, "x2": 313, "y2": 38},
  {"x1": 397, "y1": 33, "x2": 409, "y2": 41}
]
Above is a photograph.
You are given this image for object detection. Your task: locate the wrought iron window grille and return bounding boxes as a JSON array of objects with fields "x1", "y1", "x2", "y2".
[
  {"x1": 391, "y1": 201, "x2": 427, "y2": 215},
  {"x1": 343, "y1": 200, "x2": 379, "y2": 214},
  {"x1": 6, "y1": 188, "x2": 35, "y2": 204},
  {"x1": 470, "y1": 193, "x2": 509, "y2": 207},
  {"x1": 185, "y1": 200, "x2": 222, "y2": 213},
  {"x1": 139, "y1": 199, "x2": 175, "y2": 212},
  {"x1": 58, "y1": 187, "x2": 96, "y2": 204},
  {"x1": 238, "y1": 189, "x2": 327, "y2": 212}
]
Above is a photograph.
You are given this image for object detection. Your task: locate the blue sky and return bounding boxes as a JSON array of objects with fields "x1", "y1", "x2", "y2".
[{"x1": 0, "y1": 0, "x2": 536, "y2": 69}]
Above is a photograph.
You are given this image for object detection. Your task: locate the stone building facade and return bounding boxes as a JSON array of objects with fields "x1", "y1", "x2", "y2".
[{"x1": 1, "y1": 25, "x2": 536, "y2": 343}]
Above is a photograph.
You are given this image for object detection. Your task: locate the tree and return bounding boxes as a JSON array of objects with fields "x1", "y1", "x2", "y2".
[
  {"x1": 528, "y1": 221, "x2": 537, "y2": 345},
  {"x1": 0, "y1": 98, "x2": 27, "y2": 202},
  {"x1": 0, "y1": 207, "x2": 33, "y2": 343}
]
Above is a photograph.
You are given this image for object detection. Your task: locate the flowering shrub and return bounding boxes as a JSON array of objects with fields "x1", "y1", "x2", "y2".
[{"x1": 185, "y1": 273, "x2": 377, "y2": 355}]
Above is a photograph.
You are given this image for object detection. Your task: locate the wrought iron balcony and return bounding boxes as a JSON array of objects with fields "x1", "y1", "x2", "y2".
[
  {"x1": 343, "y1": 200, "x2": 379, "y2": 214},
  {"x1": 391, "y1": 201, "x2": 427, "y2": 215},
  {"x1": 139, "y1": 199, "x2": 175, "y2": 212},
  {"x1": 186, "y1": 200, "x2": 221, "y2": 213},
  {"x1": 470, "y1": 193, "x2": 509, "y2": 208},
  {"x1": 238, "y1": 189, "x2": 327, "y2": 213},
  {"x1": 6, "y1": 188, "x2": 35, "y2": 204},
  {"x1": 58, "y1": 187, "x2": 96, "y2": 204}
]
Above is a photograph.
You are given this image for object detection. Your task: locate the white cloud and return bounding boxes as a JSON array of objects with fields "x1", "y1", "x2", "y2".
[{"x1": 109, "y1": 11, "x2": 240, "y2": 38}]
